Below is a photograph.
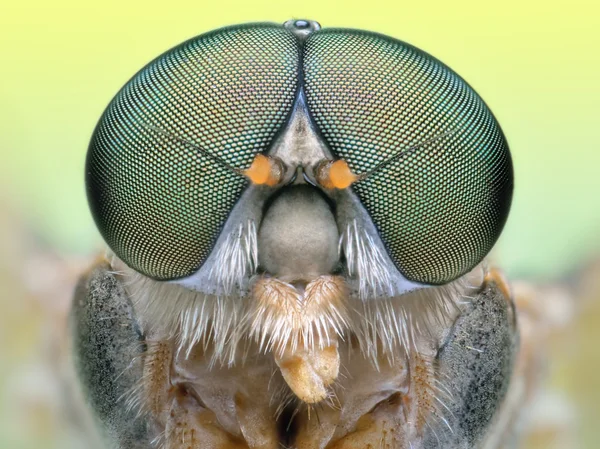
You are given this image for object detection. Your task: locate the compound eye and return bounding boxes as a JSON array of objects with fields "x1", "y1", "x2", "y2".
[
  {"x1": 303, "y1": 30, "x2": 513, "y2": 284},
  {"x1": 86, "y1": 24, "x2": 300, "y2": 280}
]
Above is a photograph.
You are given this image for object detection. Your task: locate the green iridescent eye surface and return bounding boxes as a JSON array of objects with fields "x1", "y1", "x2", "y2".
[
  {"x1": 86, "y1": 24, "x2": 300, "y2": 280},
  {"x1": 303, "y1": 29, "x2": 513, "y2": 284}
]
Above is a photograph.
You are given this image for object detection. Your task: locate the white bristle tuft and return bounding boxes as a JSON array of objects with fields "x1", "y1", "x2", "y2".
[{"x1": 109, "y1": 221, "x2": 483, "y2": 369}]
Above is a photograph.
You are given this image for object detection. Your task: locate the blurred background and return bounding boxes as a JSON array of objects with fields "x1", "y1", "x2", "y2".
[{"x1": 0, "y1": 0, "x2": 598, "y2": 448}]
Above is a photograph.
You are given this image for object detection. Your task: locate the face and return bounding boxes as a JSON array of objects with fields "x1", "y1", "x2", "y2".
[
  {"x1": 86, "y1": 20, "x2": 512, "y2": 293},
  {"x1": 74, "y1": 19, "x2": 518, "y2": 449}
]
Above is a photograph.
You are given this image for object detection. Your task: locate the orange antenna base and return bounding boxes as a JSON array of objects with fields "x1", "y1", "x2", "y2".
[
  {"x1": 316, "y1": 159, "x2": 359, "y2": 190},
  {"x1": 244, "y1": 154, "x2": 283, "y2": 187}
]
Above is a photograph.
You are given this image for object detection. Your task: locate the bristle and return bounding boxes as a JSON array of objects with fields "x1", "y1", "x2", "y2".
[
  {"x1": 109, "y1": 233, "x2": 484, "y2": 370},
  {"x1": 208, "y1": 219, "x2": 258, "y2": 296},
  {"x1": 142, "y1": 340, "x2": 173, "y2": 420},
  {"x1": 399, "y1": 354, "x2": 460, "y2": 441},
  {"x1": 248, "y1": 276, "x2": 350, "y2": 357},
  {"x1": 340, "y1": 220, "x2": 393, "y2": 299}
]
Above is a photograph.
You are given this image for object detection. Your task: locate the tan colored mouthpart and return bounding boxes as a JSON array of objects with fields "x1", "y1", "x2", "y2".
[
  {"x1": 250, "y1": 275, "x2": 348, "y2": 403},
  {"x1": 275, "y1": 343, "x2": 340, "y2": 404},
  {"x1": 316, "y1": 159, "x2": 359, "y2": 190},
  {"x1": 243, "y1": 154, "x2": 283, "y2": 187}
]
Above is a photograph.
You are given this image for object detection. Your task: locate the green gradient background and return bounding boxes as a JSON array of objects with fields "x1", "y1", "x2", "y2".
[{"x1": 0, "y1": 0, "x2": 599, "y2": 448}]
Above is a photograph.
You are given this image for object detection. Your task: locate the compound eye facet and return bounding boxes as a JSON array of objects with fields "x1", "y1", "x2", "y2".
[
  {"x1": 303, "y1": 29, "x2": 513, "y2": 285},
  {"x1": 86, "y1": 23, "x2": 300, "y2": 280}
]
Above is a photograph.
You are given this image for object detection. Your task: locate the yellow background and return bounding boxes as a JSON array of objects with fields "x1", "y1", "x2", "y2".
[{"x1": 1, "y1": 0, "x2": 599, "y2": 448}]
